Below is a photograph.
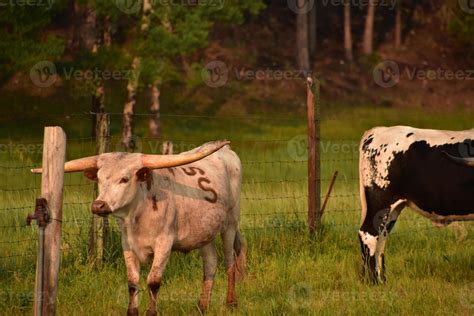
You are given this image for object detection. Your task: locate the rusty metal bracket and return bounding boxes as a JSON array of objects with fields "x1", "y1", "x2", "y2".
[
  {"x1": 321, "y1": 171, "x2": 339, "y2": 217},
  {"x1": 27, "y1": 198, "x2": 50, "y2": 228}
]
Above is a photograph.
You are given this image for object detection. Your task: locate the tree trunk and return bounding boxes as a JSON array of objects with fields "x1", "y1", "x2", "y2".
[
  {"x1": 90, "y1": 14, "x2": 110, "y2": 137},
  {"x1": 122, "y1": 0, "x2": 152, "y2": 150},
  {"x1": 122, "y1": 57, "x2": 141, "y2": 150},
  {"x1": 91, "y1": 85, "x2": 105, "y2": 135},
  {"x1": 296, "y1": 0, "x2": 310, "y2": 72},
  {"x1": 68, "y1": 1, "x2": 81, "y2": 52},
  {"x1": 344, "y1": 0, "x2": 353, "y2": 62},
  {"x1": 148, "y1": 84, "x2": 161, "y2": 139},
  {"x1": 308, "y1": 4, "x2": 317, "y2": 57},
  {"x1": 395, "y1": 0, "x2": 402, "y2": 49},
  {"x1": 103, "y1": 15, "x2": 112, "y2": 47},
  {"x1": 362, "y1": 0, "x2": 376, "y2": 55}
]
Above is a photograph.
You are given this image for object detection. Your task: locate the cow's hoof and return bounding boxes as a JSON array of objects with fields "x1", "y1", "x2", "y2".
[
  {"x1": 127, "y1": 308, "x2": 139, "y2": 316},
  {"x1": 226, "y1": 300, "x2": 238, "y2": 309},
  {"x1": 146, "y1": 310, "x2": 157, "y2": 316},
  {"x1": 198, "y1": 301, "x2": 209, "y2": 313}
]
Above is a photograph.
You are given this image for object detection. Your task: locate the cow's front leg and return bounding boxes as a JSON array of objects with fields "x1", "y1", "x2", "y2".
[
  {"x1": 359, "y1": 199, "x2": 406, "y2": 284},
  {"x1": 124, "y1": 250, "x2": 140, "y2": 316},
  {"x1": 146, "y1": 237, "x2": 173, "y2": 316},
  {"x1": 198, "y1": 242, "x2": 218, "y2": 312}
]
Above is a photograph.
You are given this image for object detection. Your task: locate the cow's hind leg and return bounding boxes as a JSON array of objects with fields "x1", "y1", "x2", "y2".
[
  {"x1": 198, "y1": 242, "x2": 218, "y2": 312},
  {"x1": 359, "y1": 198, "x2": 406, "y2": 284},
  {"x1": 221, "y1": 228, "x2": 238, "y2": 307}
]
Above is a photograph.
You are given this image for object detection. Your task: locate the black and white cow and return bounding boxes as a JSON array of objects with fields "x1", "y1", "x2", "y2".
[{"x1": 358, "y1": 126, "x2": 474, "y2": 283}]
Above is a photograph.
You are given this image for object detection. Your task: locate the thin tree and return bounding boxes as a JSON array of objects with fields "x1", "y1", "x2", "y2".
[
  {"x1": 362, "y1": 0, "x2": 376, "y2": 55},
  {"x1": 122, "y1": 0, "x2": 152, "y2": 150},
  {"x1": 344, "y1": 0, "x2": 353, "y2": 62},
  {"x1": 148, "y1": 5, "x2": 171, "y2": 140},
  {"x1": 308, "y1": 4, "x2": 317, "y2": 57},
  {"x1": 90, "y1": 15, "x2": 111, "y2": 137},
  {"x1": 395, "y1": 0, "x2": 402, "y2": 49},
  {"x1": 296, "y1": 0, "x2": 310, "y2": 71}
]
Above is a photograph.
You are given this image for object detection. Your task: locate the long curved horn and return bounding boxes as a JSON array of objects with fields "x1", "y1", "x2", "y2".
[
  {"x1": 31, "y1": 156, "x2": 99, "y2": 174},
  {"x1": 141, "y1": 140, "x2": 230, "y2": 169},
  {"x1": 443, "y1": 152, "x2": 474, "y2": 167}
]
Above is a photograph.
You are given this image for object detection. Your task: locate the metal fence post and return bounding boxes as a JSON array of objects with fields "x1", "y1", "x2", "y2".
[
  {"x1": 32, "y1": 126, "x2": 66, "y2": 315},
  {"x1": 307, "y1": 77, "x2": 322, "y2": 234},
  {"x1": 89, "y1": 113, "x2": 110, "y2": 262}
]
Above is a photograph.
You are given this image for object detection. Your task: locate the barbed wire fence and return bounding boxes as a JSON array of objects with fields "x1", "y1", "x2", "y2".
[
  {"x1": 0, "y1": 108, "x2": 343, "y2": 263},
  {"x1": 1, "y1": 107, "x2": 471, "y2": 311}
]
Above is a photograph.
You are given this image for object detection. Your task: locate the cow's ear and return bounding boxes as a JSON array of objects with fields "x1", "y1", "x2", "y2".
[
  {"x1": 136, "y1": 167, "x2": 152, "y2": 182},
  {"x1": 84, "y1": 168, "x2": 98, "y2": 181}
]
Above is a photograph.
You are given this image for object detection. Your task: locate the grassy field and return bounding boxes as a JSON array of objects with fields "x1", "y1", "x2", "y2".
[{"x1": 0, "y1": 102, "x2": 473, "y2": 315}]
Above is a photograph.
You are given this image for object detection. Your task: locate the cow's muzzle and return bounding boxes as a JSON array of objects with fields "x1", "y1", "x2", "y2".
[{"x1": 91, "y1": 200, "x2": 112, "y2": 217}]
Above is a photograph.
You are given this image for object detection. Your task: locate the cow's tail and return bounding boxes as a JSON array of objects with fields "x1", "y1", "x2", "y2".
[{"x1": 233, "y1": 230, "x2": 246, "y2": 282}]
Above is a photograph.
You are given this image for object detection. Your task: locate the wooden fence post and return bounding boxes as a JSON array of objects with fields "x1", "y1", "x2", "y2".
[
  {"x1": 89, "y1": 113, "x2": 110, "y2": 262},
  {"x1": 307, "y1": 77, "x2": 322, "y2": 234},
  {"x1": 34, "y1": 126, "x2": 66, "y2": 315}
]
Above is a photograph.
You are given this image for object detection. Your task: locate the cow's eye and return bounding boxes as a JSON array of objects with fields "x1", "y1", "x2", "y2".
[{"x1": 119, "y1": 177, "x2": 129, "y2": 184}]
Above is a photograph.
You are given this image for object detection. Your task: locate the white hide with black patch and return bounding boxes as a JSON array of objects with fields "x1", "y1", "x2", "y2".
[{"x1": 358, "y1": 126, "x2": 474, "y2": 283}]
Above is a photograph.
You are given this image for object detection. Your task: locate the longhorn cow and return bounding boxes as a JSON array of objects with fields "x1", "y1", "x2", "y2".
[
  {"x1": 358, "y1": 126, "x2": 474, "y2": 283},
  {"x1": 33, "y1": 140, "x2": 244, "y2": 315}
]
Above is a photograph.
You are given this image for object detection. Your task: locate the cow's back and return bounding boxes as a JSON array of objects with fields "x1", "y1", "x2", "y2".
[{"x1": 360, "y1": 126, "x2": 474, "y2": 218}]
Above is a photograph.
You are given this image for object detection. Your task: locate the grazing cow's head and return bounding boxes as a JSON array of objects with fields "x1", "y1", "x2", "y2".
[{"x1": 32, "y1": 140, "x2": 229, "y2": 217}]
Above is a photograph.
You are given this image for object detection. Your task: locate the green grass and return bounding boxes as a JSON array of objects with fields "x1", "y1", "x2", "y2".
[{"x1": 0, "y1": 101, "x2": 473, "y2": 315}]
